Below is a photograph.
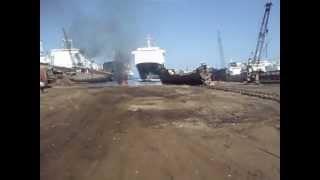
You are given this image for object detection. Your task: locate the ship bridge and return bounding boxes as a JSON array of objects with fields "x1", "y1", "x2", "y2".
[{"x1": 131, "y1": 36, "x2": 166, "y2": 65}]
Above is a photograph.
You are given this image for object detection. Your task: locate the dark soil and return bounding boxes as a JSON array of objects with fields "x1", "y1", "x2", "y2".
[{"x1": 40, "y1": 85, "x2": 280, "y2": 180}]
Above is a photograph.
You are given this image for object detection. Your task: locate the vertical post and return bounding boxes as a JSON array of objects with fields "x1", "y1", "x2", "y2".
[
  {"x1": 217, "y1": 30, "x2": 225, "y2": 68},
  {"x1": 147, "y1": 35, "x2": 151, "y2": 48}
]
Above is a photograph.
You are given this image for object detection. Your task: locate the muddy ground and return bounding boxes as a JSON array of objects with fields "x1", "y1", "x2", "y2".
[
  {"x1": 212, "y1": 82, "x2": 280, "y2": 95},
  {"x1": 40, "y1": 85, "x2": 280, "y2": 180}
]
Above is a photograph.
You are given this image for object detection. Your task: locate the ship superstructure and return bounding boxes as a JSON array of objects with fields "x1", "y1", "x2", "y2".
[{"x1": 132, "y1": 36, "x2": 165, "y2": 80}]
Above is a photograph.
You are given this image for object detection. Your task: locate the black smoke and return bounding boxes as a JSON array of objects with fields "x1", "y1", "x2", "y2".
[
  {"x1": 112, "y1": 50, "x2": 130, "y2": 84},
  {"x1": 66, "y1": 0, "x2": 143, "y2": 82}
]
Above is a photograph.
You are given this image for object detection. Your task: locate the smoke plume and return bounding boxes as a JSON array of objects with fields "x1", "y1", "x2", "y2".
[{"x1": 66, "y1": 0, "x2": 143, "y2": 82}]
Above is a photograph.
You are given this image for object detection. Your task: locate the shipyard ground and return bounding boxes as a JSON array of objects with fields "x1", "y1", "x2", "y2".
[{"x1": 40, "y1": 84, "x2": 280, "y2": 180}]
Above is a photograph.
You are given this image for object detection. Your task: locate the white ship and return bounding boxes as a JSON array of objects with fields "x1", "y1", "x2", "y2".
[
  {"x1": 49, "y1": 41, "x2": 101, "y2": 70},
  {"x1": 251, "y1": 60, "x2": 274, "y2": 72},
  {"x1": 47, "y1": 31, "x2": 102, "y2": 71},
  {"x1": 227, "y1": 62, "x2": 246, "y2": 76},
  {"x1": 265, "y1": 58, "x2": 280, "y2": 71},
  {"x1": 131, "y1": 36, "x2": 165, "y2": 80},
  {"x1": 227, "y1": 59, "x2": 279, "y2": 74}
]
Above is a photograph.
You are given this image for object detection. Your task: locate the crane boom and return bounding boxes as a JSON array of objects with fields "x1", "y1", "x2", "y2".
[
  {"x1": 62, "y1": 28, "x2": 72, "y2": 49},
  {"x1": 62, "y1": 28, "x2": 77, "y2": 68},
  {"x1": 252, "y1": 2, "x2": 272, "y2": 64},
  {"x1": 247, "y1": 1, "x2": 273, "y2": 83},
  {"x1": 263, "y1": 38, "x2": 271, "y2": 58}
]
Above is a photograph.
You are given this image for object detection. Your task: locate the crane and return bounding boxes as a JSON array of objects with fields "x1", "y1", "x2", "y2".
[
  {"x1": 62, "y1": 28, "x2": 77, "y2": 68},
  {"x1": 217, "y1": 30, "x2": 225, "y2": 69},
  {"x1": 62, "y1": 28, "x2": 72, "y2": 49},
  {"x1": 247, "y1": 1, "x2": 273, "y2": 83},
  {"x1": 263, "y1": 38, "x2": 271, "y2": 58}
]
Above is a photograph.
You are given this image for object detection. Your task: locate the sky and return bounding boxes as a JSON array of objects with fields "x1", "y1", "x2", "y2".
[{"x1": 40, "y1": 0, "x2": 280, "y2": 72}]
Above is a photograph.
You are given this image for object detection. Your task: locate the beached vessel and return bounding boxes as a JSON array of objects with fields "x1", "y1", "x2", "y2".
[
  {"x1": 132, "y1": 35, "x2": 165, "y2": 81},
  {"x1": 159, "y1": 64, "x2": 211, "y2": 85},
  {"x1": 69, "y1": 72, "x2": 112, "y2": 83}
]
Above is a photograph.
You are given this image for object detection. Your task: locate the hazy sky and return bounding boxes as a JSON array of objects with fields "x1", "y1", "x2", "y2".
[{"x1": 40, "y1": 0, "x2": 280, "y2": 70}]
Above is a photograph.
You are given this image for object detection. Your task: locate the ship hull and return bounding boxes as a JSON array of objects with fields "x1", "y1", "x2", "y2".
[
  {"x1": 69, "y1": 73, "x2": 112, "y2": 83},
  {"x1": 159, "y1": 65, "x2": 212, "y2": 85},
  {"x1": 225, "y1": 71, "x2": 280, "y2": 83},
  {"x1": 211, "y1": 68, "x2": 228, "y2": 81},
  {"x1": 160, "y1": 71, "x2": 202, "y2": 85},
  {"x1": 259, "y1": 70, "x2": 280, "y2": 83},
  {"x1": 136, "y1": 63, "x2": 162, "y2": 80}
]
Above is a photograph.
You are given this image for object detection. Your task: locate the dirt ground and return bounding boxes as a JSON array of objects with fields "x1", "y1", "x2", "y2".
[
  {"x1": 213, "y1": 82, "x2": 280, "y2": 96},
  {"x1": 40, "y1": 85, "x2": 280, "y2": 180}
]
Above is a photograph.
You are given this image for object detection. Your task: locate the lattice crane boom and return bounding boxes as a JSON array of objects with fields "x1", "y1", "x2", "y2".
[
  {"x1": 246, "y1": 1, "x2": 273, "y2": 83},
  {"x1": 62, "y1": 28, "x2": 77, "y2": 68},
  {"x1": 252, "y1": 1, "x2": 272, "y2": 64}
]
